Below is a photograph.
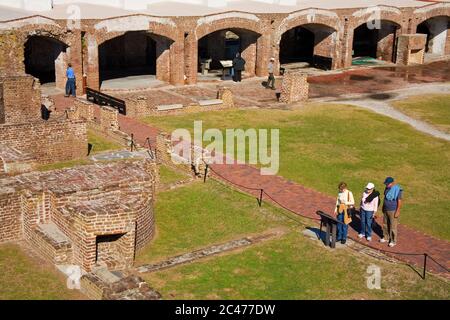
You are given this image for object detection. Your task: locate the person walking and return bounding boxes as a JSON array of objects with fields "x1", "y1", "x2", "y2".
[
  {"x1": 334, "y1": 182, "x2": 355, "y2": 244},
  {"x1": 232, "y1": 53, "x2": 246, "y2": 82},
  {"x1": 380, "y1": 177, "x2": 403, "y2": 247},
  {"x1": 266, "y1": 57, "x2": 276, "y2": 90},
  {"x1": 358, "y1": 182, "x2": 380, "y2": 241},
  {"x1": 65, "y1": 63, "x2": 76, "y2": 97}
]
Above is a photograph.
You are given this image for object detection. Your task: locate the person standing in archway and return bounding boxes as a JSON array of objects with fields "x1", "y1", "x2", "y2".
[
  {"x1": 232, "y1": 53, "x2": 246, "y2": 82},
  {"x1": 65, "y1": 63, "x2": 76, "y2": 97}
]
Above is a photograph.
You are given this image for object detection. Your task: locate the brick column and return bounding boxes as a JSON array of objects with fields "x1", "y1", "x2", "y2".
[
  {"x1": 184, "y1": 33, "x2": 198, "y2": 85},
  {"x1": 256, "y1": 33, "x2": 270, "y2": 77},
  {"x1": 240, "y1": 33, "x2": 257, "y2": 76},
  {"x1": 170, "y1": 37, "x2": 185, "y2": 85},
  {"x1": 69, "y1": 30, "x2": 83, "y2": 96},
  {"x1": 0, "y1": 32, "x2": 25, "y2": 76},
  {"x1": 155, "y1": 37, "x2": 171, "y2": 83},
  {"x1": 86, "y1": 33, "x2": 99, "y2": 90},
  {"x1": 342, "y1": 18, "x2": 354, "y2": 68}
]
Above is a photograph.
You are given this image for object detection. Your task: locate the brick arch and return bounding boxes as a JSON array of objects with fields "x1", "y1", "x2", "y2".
[
  {"x1": 412, "y1": 3, "x2": 450, "y2": 27},
  {"x1": 194, "y1": 13, "x2": 263, "y2": 40},
  {"x1": 94, "y1": 15, "x2": 180, "y2": 45},
  {"x1": 275, "y1": 9, "x2": 342, "y2": 45},
  {"x1": 349, "y1": 6, "x2": 405, "y2": 30}
]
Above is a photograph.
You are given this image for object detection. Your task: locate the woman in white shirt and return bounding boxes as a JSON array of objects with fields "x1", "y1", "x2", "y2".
[
  {"x1": 334, "y1": 182, "x2": 355, "y2": 244},
  {"x1": 358, "y1": 182, "x2": 379, "y2": 241}
]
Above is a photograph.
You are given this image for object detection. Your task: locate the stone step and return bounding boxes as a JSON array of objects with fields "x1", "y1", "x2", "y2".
[
  {"x1": 31, "y1": 222, "x2": 73, "y2": 264},
  {"x1": 198, "y1": 99, "x2": 223, "y2": 107},
  {"x1": 156, "y1": 104, "x2": 184, "y2": 111}
]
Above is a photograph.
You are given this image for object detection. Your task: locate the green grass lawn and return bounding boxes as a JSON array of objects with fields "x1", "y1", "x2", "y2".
[
  {"x1": 142, "y1": 103, "x2": 450, "y2": 241},
  {"x1": 139, "y1": 180, "x2": 450, "y2": 300},
  {"x1": 392, "y1": 94, "x2": 450, "y2": 134},
  {"x1": 136, "y1": 180, "x2": 284, "y2": 264},
  {"x1": 0, "y1": 243, "x2": 84, "y2": 300},
  {"x1": 87, "y1": 129, "x2": 123, "y2": 154},
  {"x1": 159, "y1": 165, "x2": 190, "y2": 186}
]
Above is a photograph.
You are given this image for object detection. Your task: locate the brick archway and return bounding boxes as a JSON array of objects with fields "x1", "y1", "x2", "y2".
[
  {"x1": 185, "y1": 13, "x2": 267, "y2": 84},
  {"x1": 87, "y1": 15, "x2": 184, "y2": 89},
  {"x1": 412, "y1": 4, "x2": 450, "y2": 56},
  {"x1": 274, "y1": 9, "x2": 342, "y2": 73}
]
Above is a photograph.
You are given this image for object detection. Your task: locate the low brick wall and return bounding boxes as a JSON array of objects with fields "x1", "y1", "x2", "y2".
[
  {"x1": 28, "y1": 227, "x2": 73, "y2": 265},
  {"x1": 0, "y1": 119, "x2": 88, "y2": 165}
]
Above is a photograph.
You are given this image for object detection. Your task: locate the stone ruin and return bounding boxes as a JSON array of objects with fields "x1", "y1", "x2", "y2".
[
  {"x1": 279, "y1": 71, "x2": 309, "y2": 104},
  {"x1": 0, "y1": 74, "x2": 87, "y2": 176},
  {"x1": 0, "y1": 74, "x2": 161, "y2": 299}
]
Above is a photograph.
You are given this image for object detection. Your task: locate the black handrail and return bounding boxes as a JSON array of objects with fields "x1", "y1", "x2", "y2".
[{"x1": 86, "y1": 87, "x2": 126, "y2": 115}]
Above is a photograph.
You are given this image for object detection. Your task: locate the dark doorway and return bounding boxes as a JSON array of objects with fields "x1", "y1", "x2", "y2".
[
  {"x1": 99, "y1": 31, "x2": 157, "y2": 84},
  {"x1": 279, "y1": 24, "x2": 336, "y2": 70},
  {"x1": 352, "y1": 21, "x2": 400, "y2": 62},
  {"x1": 24, "y1": 36, "x2": 67, "y2": 85}
]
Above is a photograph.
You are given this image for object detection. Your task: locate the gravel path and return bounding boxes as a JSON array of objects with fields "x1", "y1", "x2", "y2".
[{"x1": 331, "y1": 83, "x2": 450, "y2": 141}]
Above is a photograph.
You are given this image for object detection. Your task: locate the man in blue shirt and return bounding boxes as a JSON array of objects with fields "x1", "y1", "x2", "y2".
[
  {"x1": 380, "y1": 177, "x2": 403, "y2": 247},
  {"x1": 65, "y1": 63, "x2": 76, "y2": 97}
]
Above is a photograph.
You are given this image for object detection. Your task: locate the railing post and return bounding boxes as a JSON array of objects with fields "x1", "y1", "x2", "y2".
[
  {"x1": 423, "y1": 253, "x2": 428, "y2": 280},
  {"x1": 203, "y1": 164, "x2": 209, "y2": 183},
  {"x1": 130, "y1": 133, "x2": 134, "y2": 152},
  {"x1": 257, "y1": 189, "x2": 264, "y2": 207}
]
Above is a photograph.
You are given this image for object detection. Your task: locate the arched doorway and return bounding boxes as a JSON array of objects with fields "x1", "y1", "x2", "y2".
[
  {"x1": 416, "y1": 16, "x2": 449, "y2": 57},
  {"x1": 24, "y1": 36, "x2": 68, "y2": 89},
  {"x1": 352, "y1": 20, "x2": 400, "y2": 64},
  {"x1": 197, "y1": 28, "x2": 259, "y2": 80},
  {"x1": 279, "y1": 23, "x2": 337, "y2": 71},
  {"x1": 98, "y1": 31, "x2": 172, "y2": 90}
]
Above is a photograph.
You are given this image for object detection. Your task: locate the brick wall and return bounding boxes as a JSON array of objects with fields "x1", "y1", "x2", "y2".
[
  {"x1": 0, "y1": 75, "x2": 41, "y2": 124},
  {"x1": 0, "y1": 119, "x2": 88, "y2": 165},
  {"x1": 0, "y1": 192, "x2": 23, "y2": 242},
  {"x1": 396, "y1": 34, "x2": 427, "y2": 65}
]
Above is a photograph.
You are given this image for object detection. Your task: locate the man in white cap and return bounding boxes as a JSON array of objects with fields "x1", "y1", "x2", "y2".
[
  {"x1": 358, "y1": 182, "x2": 380, "y2": 241},
  {"x1": 267, "y1": 57, "x2": 276, "y2": 90}
]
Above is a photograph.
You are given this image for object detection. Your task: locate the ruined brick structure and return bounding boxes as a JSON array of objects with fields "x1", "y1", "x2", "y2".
[
  {"x1": 0, "y1": 2, "x2": 448, "y2": 93},
  {"x1": 0, "y1": 75, "x2": 87, "y2": 175},
  {"x1": 396, "y1": 34, "x2": 427, "y2": 65},
  {"x1": 0, "y1": 160, "x2": 157, "y2": 272}
]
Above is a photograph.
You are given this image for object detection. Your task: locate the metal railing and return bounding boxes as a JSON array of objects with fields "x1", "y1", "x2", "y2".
[{"x1": 86, "y1": 87, "x2": 126, "y2": 115}]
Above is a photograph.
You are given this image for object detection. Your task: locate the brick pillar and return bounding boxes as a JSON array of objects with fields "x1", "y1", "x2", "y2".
[
  {"x1": 69, "y1": 30, "x2": 83, "y2": 96},
  {"x1": 0, "y1": 32, "x2": 25, "y2": 76},
  {"x1": 256, "y1": 33, "x2": 271, "y2": 77},
  {"x1": 184, "y1": 33, "x2": 198, "y2": 85},
  {"x1": 342, "y1": 18, "x2": 354, "y2": 68},
  {"x1": 240, "y1": 33, "x2": 257, "y2": 76},
  {"x1": 86, "y1": 33, "x2": 99, "y2": 90},
  {"x1": 279, "y1": 71, "x2": 309, "y2": 104},
  {"x1": 170, "y1": 37, "x2": 185, "y2": 85},
  {"x1": 155, "y1": 37, "x2": 170, "y2": 83}
]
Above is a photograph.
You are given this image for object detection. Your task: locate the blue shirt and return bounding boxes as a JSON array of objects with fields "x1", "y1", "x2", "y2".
[
  {"x1": 383, "y1": 187, "x2": 403, "y2": 211},
  {"x1": 66, "y1": 67, "x2": 75, "y2": 79}
]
